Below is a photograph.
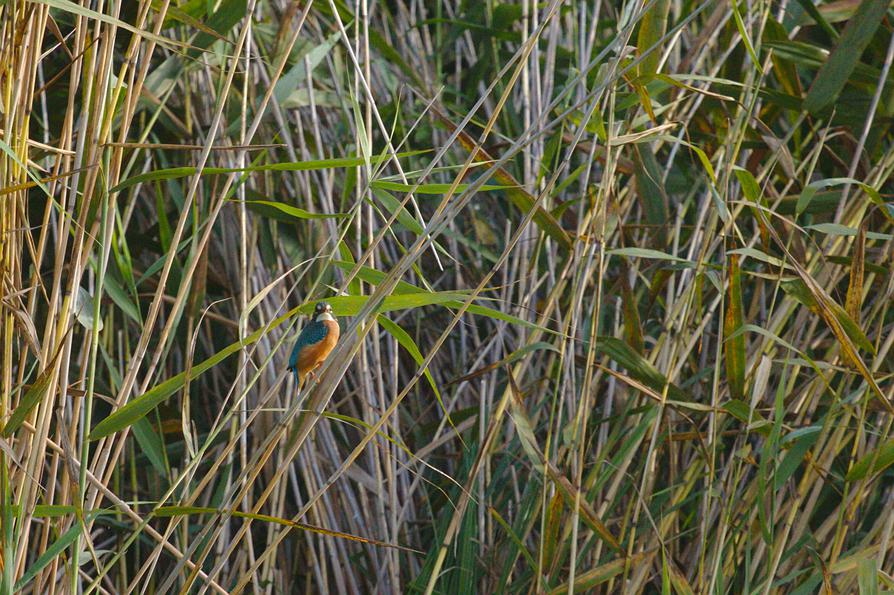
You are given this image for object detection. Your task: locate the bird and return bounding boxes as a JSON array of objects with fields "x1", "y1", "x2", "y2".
[{"x1": 288, "y1": 302, "x2": 340, "y2": 387}]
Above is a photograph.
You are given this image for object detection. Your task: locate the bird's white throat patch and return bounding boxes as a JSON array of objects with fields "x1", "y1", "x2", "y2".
[{"x1": 317, "y1": 312, "x2": 336, "y2": 322}]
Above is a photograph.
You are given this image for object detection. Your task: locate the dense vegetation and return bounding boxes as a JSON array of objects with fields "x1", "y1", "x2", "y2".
[{"x1": 2, "y1": 0, "x2": 894, "y2": 592}]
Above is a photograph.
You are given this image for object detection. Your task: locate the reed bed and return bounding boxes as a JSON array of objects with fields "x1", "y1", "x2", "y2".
[{"x1": 2, "y1": 0, "x2": 894, "y2": 592}]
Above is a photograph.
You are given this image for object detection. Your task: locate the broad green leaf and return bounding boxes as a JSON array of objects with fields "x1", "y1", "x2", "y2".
[
  {"x1": 722, "y1": 399, "x2": 770, "y2": 435},
  {"x1": 776, "y1": 189, "x2": 840, "y2": 215},
  {"x1": 299, "y1": 293, "x2": 473, "y2": 317},
  {"x1": 636, "y1": 0, "x2": 671, "y2": 77},
  {"x1": 506, "y1": 342, "x2": 559, "y2": 364},
  {"x1": 858, "y1": 557, "x2": 880, "y2": 595},
  {"x1": 273, "y1": 30, "x2": 340, "y2": 106},
  {"x1": 846, "y1": 436, "x2": 894, "y2": 481},
  {"x1": 775, "y1": 427, "x2": 820, "y2": 489},
  {"x1": 632, "y1": 144, "x2": 670, "y2": 245},
  {"x1": 764, "y1": 18, "x2": 803, "y2": 97},
  {"x1": 595, "y1": 336, "x2": 688, "y2": 401},
  {"x1": 724, "y1": 254, "x2": 746, "y2": 400},
  {"x1": 728, "y1": 324, "x2": 803, "y2": 357},
  {"x1": 621, "y1": 272, "x2": 644, "y2": 354},
  {"x1": 456, "y1": 507, "x2": 476, "y2": 593},
  {"x1": 662, "y1": 552, "x2": 673, "y2": 595},
  {"x1": 338, "y1": 243, "x2": 362, "y2": 297},
  {"x1": 547, "y1": 555, "x2": 641, "y2": 594},
  {"x1": 608, "y1": 247, "x2": 692, "y2": 264},
  {"x1": 672, "y1": 138, "x2": 716, "y2": 184},
  {"x1": 103, "y1": 274, "x2": 142, "y2": 324},
  {"x1": 846, "y1": 221, "x2": 867, "y2": 321},
  {"x1": 763, "y1": 40, "x2": 886, "y2": 88},
  {"x1": 331, "y1": 260, "x2": 429, "y2": 295},
  {"x1": 506, "y1": 376, "x2": 545, "y2": 474},
  {"x1": 731, "y1": 1, "x2": 762, "y2": 73},
  {"x1": 110, "y1": 151, "x2": 428, "y2": 194},
  {"x1": 132, "y1": 418, "x2": 167, "y2": 478},
  {"x1": 782, "y1": 277, "x2": 889, "y2": 412},
  {"x1": 781, "y1": 278, "x2": 875, "y2": 353},
  {"x1": 36, "y1": 0, "x2": 187, "y2": 48},
  {"x1": 542, "y1": 492, "x2": 563, "y2": 572},
  {"x1": 329, "y1": 261, "x2": 556, "y2": 334},
  {"x1": 33, "y1": 505, "x2": 77, "y2": 518},
  {"x1": 14, "y1": 523, "x2": 81, "y2": 592},
  {"x1": 189, "y1": 0, "x2": 246, "y2": 52},
  {"x1": 817, "y1": 0, "x2": 891, "y2": 23},
  {"x1": 803, "y1": 0, "x2": 889, "y2": 114},
  {"x1": 489, "y1": 507, "x2": 538, "y2": 573},
  {"x1": 371, "y1": 180, "x2": 510, "y2": 194},
  {"x1": 733, "y1": 167, "x2": 762, "y2": 202},
  {"x1": 3, "y1": 367, "x2": 54, "y2": 438},
  {"x1": 728, "y1": 247, "x2": 792, "y2": 270},
  {"x1": 608, "y1": 124, "x2": 680, "y2": 147},
  {"x1": 805, "y1": 223, "x2": 892, "y2": 240},
  {"x1": 759, "y1": 361, "x2": 789, "y2": 542},
  {"x1": 156, "y1": 1, "x2": 226, "y2": 42},
  {"x1": 548, "y1": 465, "x2": 622, "y2": 552},
  {"x1": 666, "y1": 558, "x2": 695, "y2": 595},
  {"x1": 805, "y1": 223, "x2": 858, "y2": 236},
  {"x1": 240, "y1": 200, "x2": 349, "y2": 222},
  {"x1": 709, "y1": 185, "x2": 730, "y2": 224},
  {"x1": 792, "y1": 0, "x2": 838, "y2": 37},
  {"x1": 72, "y1": 287, "x2": 102, "y2": 332},
  {"x1": 782, "y1": 426, "x2": 823, "y2": 447},
  {"x1": 373, "y1": 188, "x2": 425, "y2": 235},
  {"x1": 377, "y1": 315, "x2": 441, "y2": 406}
]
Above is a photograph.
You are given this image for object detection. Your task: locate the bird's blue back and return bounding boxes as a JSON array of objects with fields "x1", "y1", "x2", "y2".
[{"x1": 288, "y1": 320, "x2": 329, "y2": 368}]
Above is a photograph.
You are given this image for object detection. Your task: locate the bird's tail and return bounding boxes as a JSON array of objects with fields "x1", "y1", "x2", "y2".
[{"x1": 288, "y1": 366, "x2": 304, "y2": 391}]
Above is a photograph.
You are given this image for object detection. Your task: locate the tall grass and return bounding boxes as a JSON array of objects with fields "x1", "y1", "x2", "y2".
[{"x1": 2, "y1": 0, "x2": 894, "y2": 592}]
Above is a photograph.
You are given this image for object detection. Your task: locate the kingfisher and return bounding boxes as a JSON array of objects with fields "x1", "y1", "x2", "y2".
[{"x1": 288, "y1": 302, "x2": 340, "y2": 387}]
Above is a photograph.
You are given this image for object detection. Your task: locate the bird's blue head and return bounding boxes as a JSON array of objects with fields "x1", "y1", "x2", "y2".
[{"x1": 313, "y1": 302, "x2": 335, "y2": 322}]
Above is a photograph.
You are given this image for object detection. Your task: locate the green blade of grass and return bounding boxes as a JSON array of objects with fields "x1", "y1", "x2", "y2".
[
  {"x1": 803, "y1": 0, "x2": 889, "y2": 114},
  {"x1": 109, "y1": 150, "x2": 429, "y2": 194},
  {"x1": 724, "y1": 253, "x2": 746, "y2": 400}
]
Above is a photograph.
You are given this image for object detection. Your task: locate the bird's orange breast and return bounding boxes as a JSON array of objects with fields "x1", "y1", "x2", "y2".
[{"x1": 296, "y1": 320, "x2": 340, "y2": 379}]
